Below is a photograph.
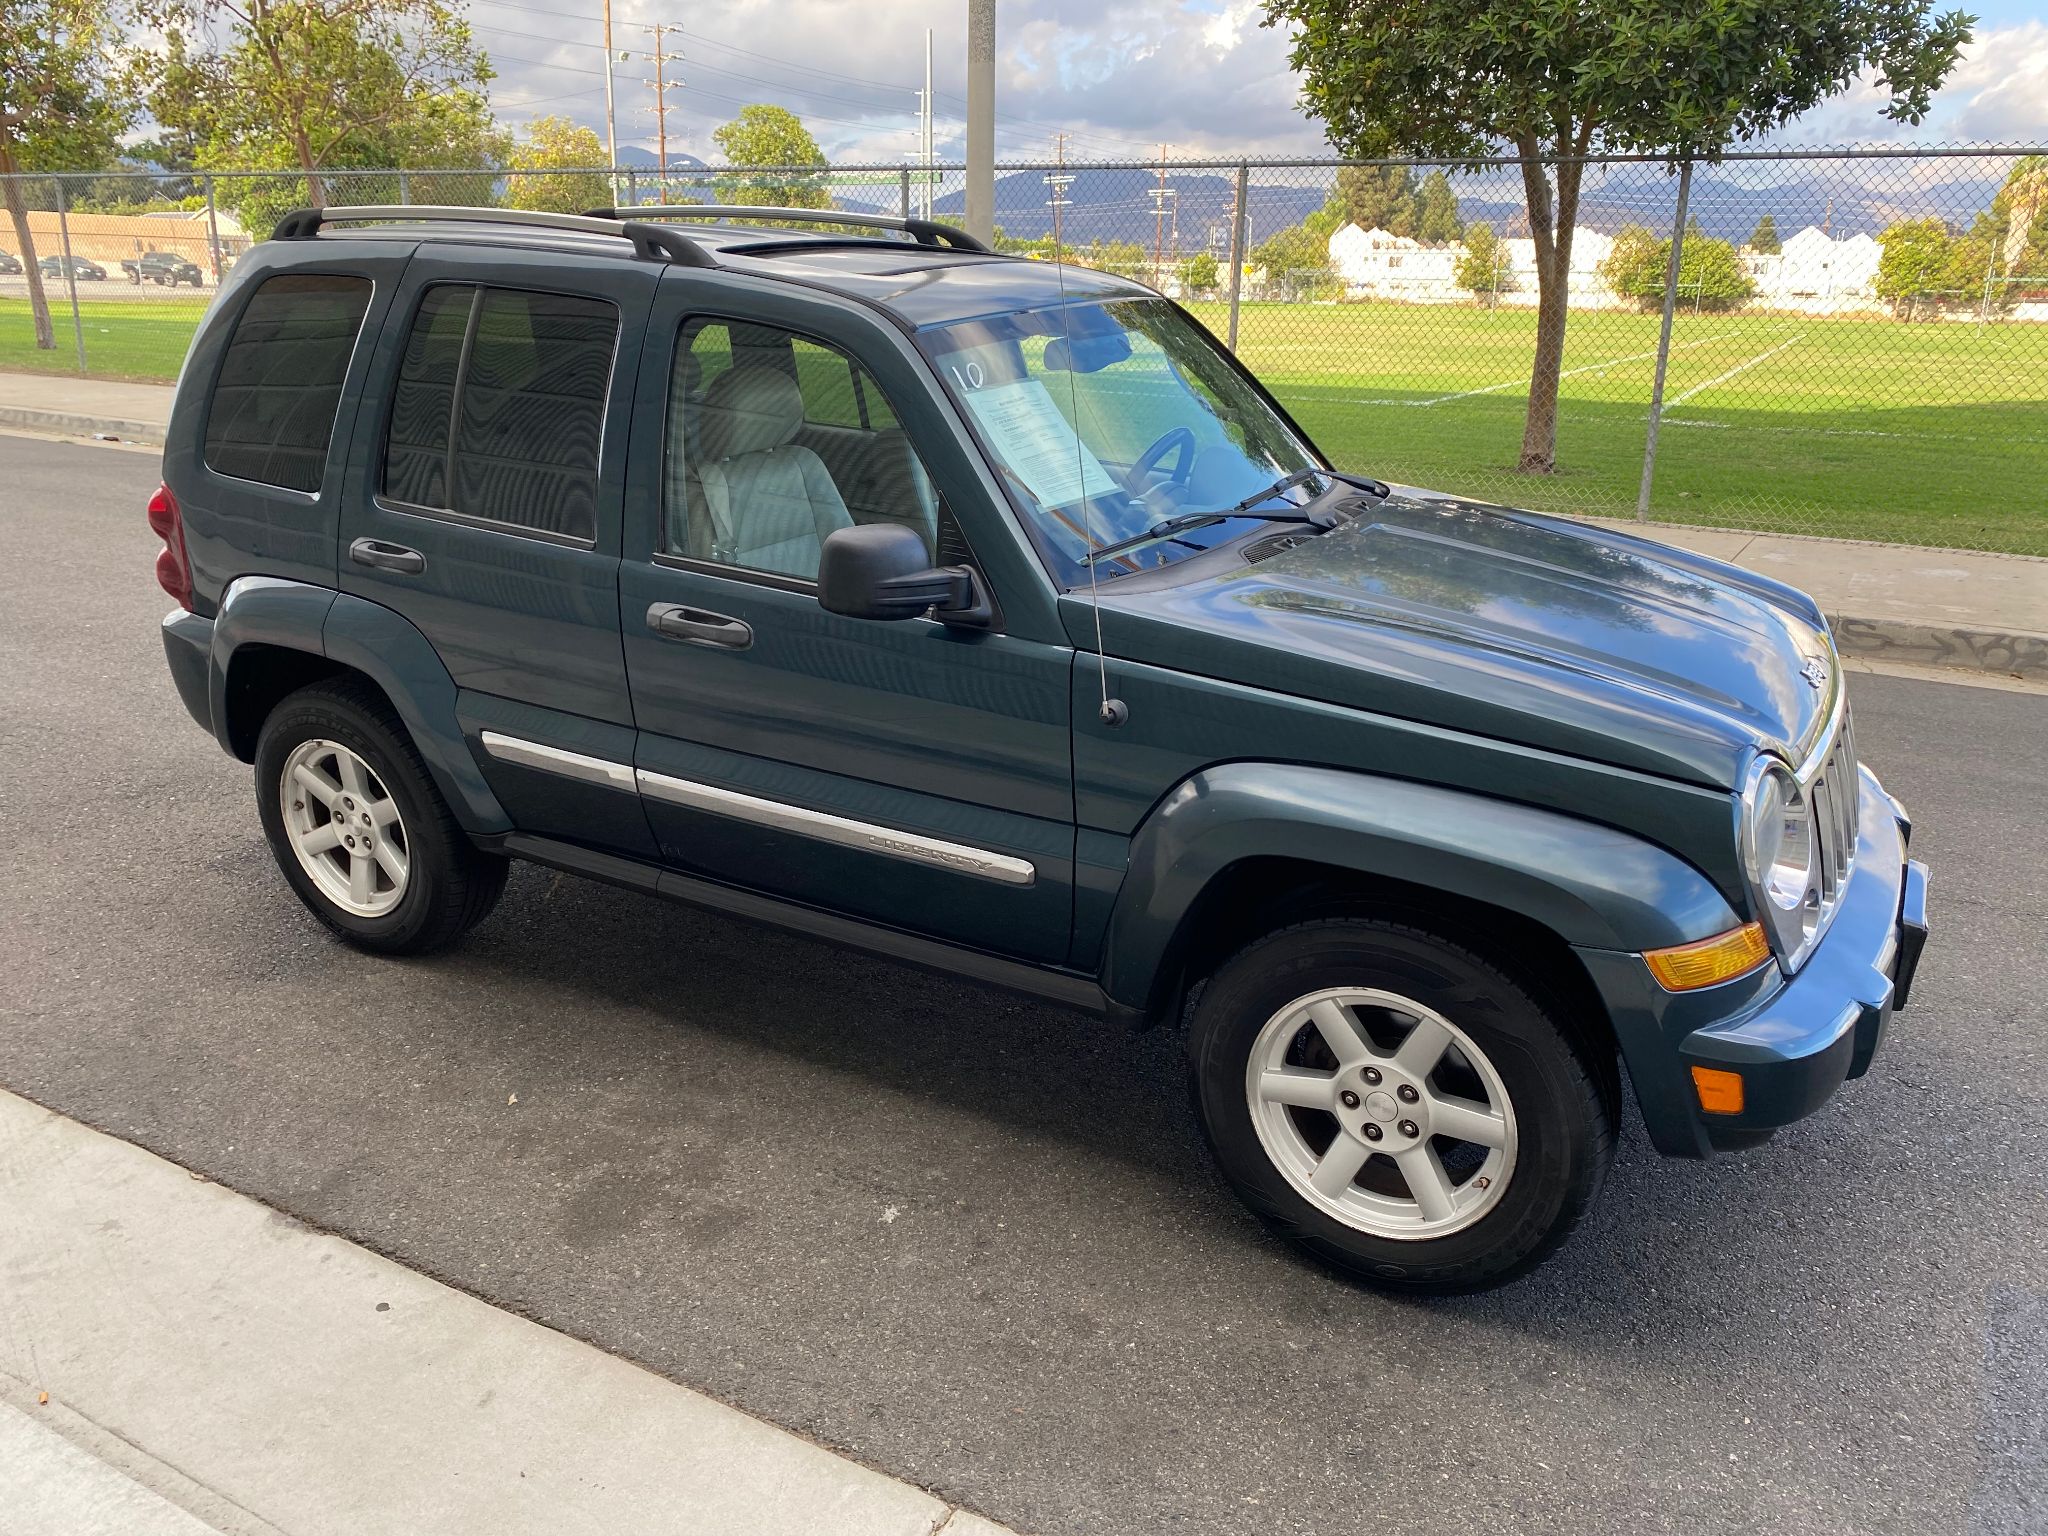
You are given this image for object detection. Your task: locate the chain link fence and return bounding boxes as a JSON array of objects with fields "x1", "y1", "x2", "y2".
[{"x1": 4, "y1": 148, "x2": 2044, "y2": 555}]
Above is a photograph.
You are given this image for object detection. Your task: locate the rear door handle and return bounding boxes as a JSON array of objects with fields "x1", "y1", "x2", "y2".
[
  {"x1": 646, "y1": 602, "x2": 753, "y2": 651},
  {"x1": 349, "y1": 538, "x2": 426, "y2": 576}
]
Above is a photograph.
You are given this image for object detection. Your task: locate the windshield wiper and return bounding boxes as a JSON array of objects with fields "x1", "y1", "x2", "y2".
[
  {"x1": 1081, "y1": 466, "x2": 1387, "y2": 569},
  {"x1": 1080, "y1": 504, "x2": 1327, "y2": 568}
]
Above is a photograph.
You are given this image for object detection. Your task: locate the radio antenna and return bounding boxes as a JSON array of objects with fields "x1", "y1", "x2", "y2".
[{"x1": 1053, "y1": 225, "x2": 1127, "y2": 727}]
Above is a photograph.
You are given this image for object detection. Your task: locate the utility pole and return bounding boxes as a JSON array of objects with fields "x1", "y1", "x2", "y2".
[
  {"x1": 601, "y1": 0, "x2": 618, "y2": 205},
  {"x1": 964, "y1": 0, "x2": 995, "y2": 244},
  {"x1": 1151, "y1": 144, "x2": 1171, "y2": 285},
  {"x1": 922, "y1": 28, "x2": 935, "y2": 219},
  {"x1": 638, "y1": 24, "x2": 684, "y2": 206},
  {"x1": 1044, "y1": 132, "x2": 1072, "y2": 262}
]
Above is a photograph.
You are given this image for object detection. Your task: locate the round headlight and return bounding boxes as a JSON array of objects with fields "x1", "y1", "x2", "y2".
[{"x1": 1740, "y1": 758, "x2": 1818, "y2": 955}]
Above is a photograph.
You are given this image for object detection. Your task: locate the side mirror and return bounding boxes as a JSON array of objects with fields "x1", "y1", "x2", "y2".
[{"x1": 817, "y1": 522, "x2": 992, "y2": 628}]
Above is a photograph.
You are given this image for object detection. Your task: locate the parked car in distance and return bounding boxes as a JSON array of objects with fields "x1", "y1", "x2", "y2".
[
  {"x1": 151, "y1": 203, "x2": 1930, "y2": 1293},
  {"x1": 0, "y1": 250, "x2": 22, "y2": 275},
  {"x1": 123, "y1": 250, "x2": 205, "y2": 286},
  {"x1": 39, "y1": 254, "x2": 107, "y2": 281}
]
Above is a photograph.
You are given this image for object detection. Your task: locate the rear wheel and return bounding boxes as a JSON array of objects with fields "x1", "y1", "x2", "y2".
[
  {"x1": 255, "y1": 681, "x2": 506, "y2": 954},
  {"x1": 1188, "y1": 917, "x2": 1613, "y2": 1293}
]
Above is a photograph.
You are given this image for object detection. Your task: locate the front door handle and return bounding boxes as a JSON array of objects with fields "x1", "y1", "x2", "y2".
[
  {"x1": 349, "y1": 538, "x2": 426, "y2": 576},
  {"x1": 646, "y1": 602, "x2": 753, "y2": 650}
]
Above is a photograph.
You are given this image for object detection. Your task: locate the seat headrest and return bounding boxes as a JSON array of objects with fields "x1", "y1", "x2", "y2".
[{"x1": 699, "y1": 365, "x2": 804, "y2": 461}]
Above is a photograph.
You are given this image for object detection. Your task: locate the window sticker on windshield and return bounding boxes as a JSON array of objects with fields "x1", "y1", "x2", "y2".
[{"x1": 960, "y1": 377, "x2": 1121, "y2": 513}]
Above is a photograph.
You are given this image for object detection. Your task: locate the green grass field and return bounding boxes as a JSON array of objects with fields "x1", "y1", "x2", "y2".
[
  {"x1": 1184, "y1": 300, "x2": 2048, "y2": 554},
  {"x1": 5, "y1": 291, "x2": 2043, "y2": 553},
  {"x1": 0, "y1": 295, "x2": 210, "y2": 383}
]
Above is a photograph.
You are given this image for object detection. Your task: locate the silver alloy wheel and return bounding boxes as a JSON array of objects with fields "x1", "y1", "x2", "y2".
[
  {"x1": 1245, "y1": 987, "x2": 1517, "y2": 1241},
  {"x1": 278, "y1": 738, "x2": 410, "y2": 918}
]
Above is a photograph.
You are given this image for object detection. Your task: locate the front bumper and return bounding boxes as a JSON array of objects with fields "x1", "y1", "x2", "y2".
[{"x1": 1581, "y1": 765, "x2": 1929, "y2": 1157}]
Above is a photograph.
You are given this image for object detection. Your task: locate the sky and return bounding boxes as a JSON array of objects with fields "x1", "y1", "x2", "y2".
[{"x1": 475, "y1": 0, "x2": 2048, "y2": 164}]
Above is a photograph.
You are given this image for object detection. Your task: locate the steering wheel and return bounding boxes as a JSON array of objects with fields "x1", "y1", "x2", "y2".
[{"x1": 1124, "y1": 426, "x2": 1197, "y2": 495}]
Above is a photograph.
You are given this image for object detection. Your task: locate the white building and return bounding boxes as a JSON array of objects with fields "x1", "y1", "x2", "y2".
[
  {"x1": 1745, "y1": 226, "x2": 1881, "y2": 308},
  {"x1": 1326, "y1": 224, "x2": 1458, "y2": 299}
]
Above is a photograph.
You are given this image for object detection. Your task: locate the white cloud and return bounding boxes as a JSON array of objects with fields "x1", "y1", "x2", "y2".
[{"x1": 480, "y1": 3, "x2": 2044, "y2": 166}]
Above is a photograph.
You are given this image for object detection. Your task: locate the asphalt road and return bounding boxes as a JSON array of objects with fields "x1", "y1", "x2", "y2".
[{"x1": 3, "y1": 431, "x2": 2043, "y2": 1536}]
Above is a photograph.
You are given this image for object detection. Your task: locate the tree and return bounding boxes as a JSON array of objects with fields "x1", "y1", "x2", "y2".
[
  {"x1": 1180, "y1": 250, "x2": 1219, "y2": 293},
  {"x1": 1316, "y1": 163, "x2": 1417, "y2": 237},
  {"x1": 0, "y1": 0, "x2": 135, "y2": 352},
  {"x1": 1876, "y1": 218, "x2": 1955, "y2": 316},
  {"x1": 711, "y1": 104, "x2": 829, "y2": 210},
  {"x1": 1603, "y1": 222, "x2": 1753, "y2": 311},
  {"x1": 1252, "y1": 221, "x2": 1334, "y2": 294},
  {"x1": 1454, "y1": 222, "x2": 1511, "y2": 304},
  {"x1": 1748, "y1": 214, "x2": 1782, "y2": 254},
  {"x1": 1415, "y1": 171, "x2": 1462, "y2": 244},
  {"x1": 1264, "y1": 0, "x2": 1971, "y2": 474},
  {"x1": 1985, "y1": 156, "x2": 2048, "y2": 294},
  {"x1": 505, "y1": 116, "x2": 609, "y2": 214},
  {"x1": 143, "y1": 0, "x2": 495, "y2": 216}
]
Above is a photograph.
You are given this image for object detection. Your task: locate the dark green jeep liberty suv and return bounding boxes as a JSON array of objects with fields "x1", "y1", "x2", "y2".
[{"x1": 154, "y1": 204, "x2": 1929, "y2": 1291}]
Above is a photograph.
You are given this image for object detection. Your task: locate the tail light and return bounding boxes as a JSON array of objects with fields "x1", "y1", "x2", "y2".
[{"x1": 147, "y1": 482, "x2": 192, "y2": 610}]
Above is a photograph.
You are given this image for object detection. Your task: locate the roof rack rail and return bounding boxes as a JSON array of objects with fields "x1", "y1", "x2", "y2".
[
  {"x1": 581, "y1": 204, "x2": 991, "y2": 254},
  {"x1": 269, "y1": 205, "x2": 717, "y2": 267}
]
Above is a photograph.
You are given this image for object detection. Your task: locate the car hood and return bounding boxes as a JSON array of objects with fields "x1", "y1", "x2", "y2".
[{"x1": 1084, "y1": 491, "x2": 1838, "y2": 787}]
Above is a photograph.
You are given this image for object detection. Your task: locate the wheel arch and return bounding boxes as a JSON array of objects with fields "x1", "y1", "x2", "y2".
[
  {"x1": 209, "y1": 577, "x2": 510, "y2": 835},
  {"x1": 1102, "y1": 763, "x2": 1741, "y2": 1035}
]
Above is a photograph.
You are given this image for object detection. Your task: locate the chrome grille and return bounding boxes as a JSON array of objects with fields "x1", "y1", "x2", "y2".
[{"x1": 1801, "y1": 710, "x2": 1860, "y2": 942}]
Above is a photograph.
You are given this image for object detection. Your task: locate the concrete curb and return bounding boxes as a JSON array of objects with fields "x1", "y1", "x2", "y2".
[
  {"x1": 1830, "y1": 614, "x2": 2048, "y2": 681},
  {"x1": 0, "y1": 405, "x2": 164, "y2": 444}
]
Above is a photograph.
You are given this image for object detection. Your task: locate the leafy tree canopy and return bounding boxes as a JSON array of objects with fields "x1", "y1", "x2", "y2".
[
  {"x1": 1601, "y1": 224, "x2": 1755, "y2": 311},
  {"x1": 712, "y1": 104, "x2": 830, "y2": 211},
  {"x1": 141, "y1": 0, "x2": 497, "y2": 217},
  {"x1": 1416, "y1": 170, "x2": 1463, "y2": 244},
  {"x1": 505, "y1": 115, "x2": 609, "y2": 213},
  {"x1": 1749, "y1": 213, "x2": 1782, "y2": 253},
  {"x1": 1454, "y1": 221, "x2": 1512, "y2": 297}
]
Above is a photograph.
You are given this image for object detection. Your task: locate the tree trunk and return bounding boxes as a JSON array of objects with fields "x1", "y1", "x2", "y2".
[
  {"x1": 1515, "y1": 142, "x2": 1586, "y2": 474},
  {"x1": 0, "y1": 133, "x2": 56, "y2": 351},
  {"x1": 293, "y1": 126, "x2": 326, "y2": 208}
]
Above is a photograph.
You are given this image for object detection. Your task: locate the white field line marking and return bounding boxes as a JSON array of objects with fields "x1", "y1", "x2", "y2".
[
  {"x1": 1328, "y1": 329, "x2": 1744, "y2": 408},
  {"x1": 1664, "y1": 332, "x2": 1806, "y2": 408},
  {"x1": 1659, "y1": 417, "x2": 2048, "y2": 448}
]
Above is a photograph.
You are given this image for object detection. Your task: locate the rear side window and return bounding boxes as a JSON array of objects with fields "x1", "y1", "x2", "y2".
[
  {"x1": 381, "y1": 285, "x2": 618, "y2": 543},
  {"x1": 203, "y1": 273, "x2": 372, "y2": 493}
]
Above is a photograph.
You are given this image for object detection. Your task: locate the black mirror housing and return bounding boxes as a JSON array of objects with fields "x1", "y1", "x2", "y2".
[{"x1": 818, "y1": 523, "x2": 991, "y2": 628}]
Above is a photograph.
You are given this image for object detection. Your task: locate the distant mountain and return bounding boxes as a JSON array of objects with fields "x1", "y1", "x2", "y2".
[
  {"x1": 614, "y1": 147, "x2": 710, "y2": 172},
  {"x1": 1455, "y1": 163, "x2": 2006, "y2": 244},
  {"x1": 931, "y1": 169, "x2": 1324, "y2": 249}
]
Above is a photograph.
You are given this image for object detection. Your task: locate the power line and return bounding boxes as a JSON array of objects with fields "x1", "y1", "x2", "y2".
[{"x1": 635, "y1": 23, "x2": 684, "y2": 183}]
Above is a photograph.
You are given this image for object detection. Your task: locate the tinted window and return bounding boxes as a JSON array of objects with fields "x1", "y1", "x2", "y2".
[
  {"x1": 380, "y1": 285, "x2": 618, "y2": 543},
  {"x1": 204, "y1": 273, "x2": 372, "y2": 492}
]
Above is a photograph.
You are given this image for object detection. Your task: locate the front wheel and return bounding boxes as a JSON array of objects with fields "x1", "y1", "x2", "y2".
[
  {"x1": 1188, "y1": 918, "x2": 1614, "y2": 1293},
  {"x1": 254, "y1": 680, "x2": 507, "y2": 954}
]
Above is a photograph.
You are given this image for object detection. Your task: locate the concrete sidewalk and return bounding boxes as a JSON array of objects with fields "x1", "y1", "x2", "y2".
[
  {"x1": 3, "y1": 367, "x2": 2041, "y2": 676},
  {"x1": 0, "y1": 1088, "x2": 1015, "y2": 1536}
]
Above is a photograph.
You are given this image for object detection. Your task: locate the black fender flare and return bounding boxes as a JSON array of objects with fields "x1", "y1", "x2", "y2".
[
  {"x1": 208, "y1": 577, "x2": 510, "y2": 834},
  {"x1": 1099, "y1": 762, "x2": 1741, "y2": 1014}
]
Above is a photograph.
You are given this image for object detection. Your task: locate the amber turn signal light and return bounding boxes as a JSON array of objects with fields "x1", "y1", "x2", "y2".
[
  {"x1": 1643, "y1": 922, "x2": 1771, "y2": 992},
  {"x1": 1690, "y1": 1065, "x2": 1746, "y2": 1115}
]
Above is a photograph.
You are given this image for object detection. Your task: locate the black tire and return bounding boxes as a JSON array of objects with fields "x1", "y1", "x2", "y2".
[
  {"x1": 1188, "y1": 917, "x2": 1614, "y2": 1294},
  {"x1": 254, "y1": 679, "x2": 507, "y2": 954}
]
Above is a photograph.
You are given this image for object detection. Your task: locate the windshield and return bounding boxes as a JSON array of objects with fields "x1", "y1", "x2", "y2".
[{"x1": 919, "y1": 297, "x2": 1321, "y2": 586}]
